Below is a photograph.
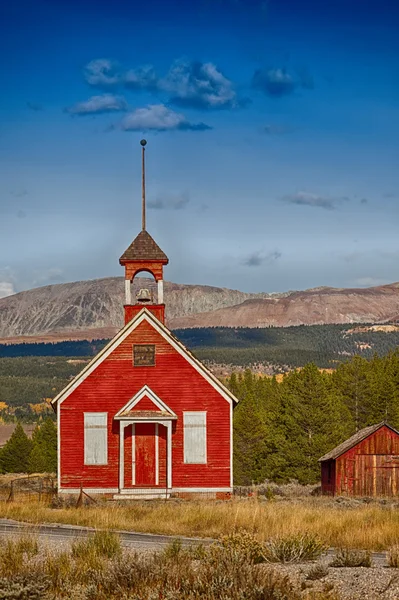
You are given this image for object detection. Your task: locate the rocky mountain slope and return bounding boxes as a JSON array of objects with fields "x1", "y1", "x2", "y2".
[
  {"x1": 0, "y1": 278, "x2": 398, "y2": 341},
  {"x1": 0, "y1": 277, "x2": 275, "y2": 339},
  {"x1": 172, "y1": 283, "x2": 399, "y2": 328}
]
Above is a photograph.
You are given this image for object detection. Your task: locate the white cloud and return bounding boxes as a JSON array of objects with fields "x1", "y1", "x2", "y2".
[
  {"x1": 161, "y1": 60, "x2": 238, "y2": 109},
  {"x1": 84, "y1": 59, "x2": 122, "y2": 88},
  {"x1": 66, "y1": 94, "x2": 128, "y2": 115},
  {"x1": 124, "y1": 65, "x2": 158, "y2": 90},
  {"x1": 120, "y1": 104, "x2": 211, "y2": 132},
  {"x1": 0, "y1": 282, "x2": 15, "y2": 299},
  {"x1": 281, "y1": 191, "x2": 348, "y2": 210}
]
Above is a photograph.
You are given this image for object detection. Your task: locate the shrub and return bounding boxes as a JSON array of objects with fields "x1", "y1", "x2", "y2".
[
  {"x1": 330, "y1": 548, "x2": 371, "y2": 568},
  {"x1": 264, "y1": 533, "x2": 327, "y2": 564},
  {"x1": 218, "y1": 530, "x2": 266, "y2": 564},
  {"x1": 0, "y1": 535, "x2": 39, "y2": 577},
  {"x1": 14, "y1": 534, "x2": 38, "y2": 558},
  {"x1": 0, "y1": 574, "x2": 49, "y2": 600},
  {"x1": 43, "y1": 550, "x2": 72, "y2": 593},
  {"x1": 388, "y1": 545, "x2": 399, "y2": 568},
  {"x1": 163, "y1": 538, "x2": 183, "y2": 559},
  {"x1": 72, "y1": 530, "x2": 121, "y2": 560},
  {"x1": 306, "y1": 563, "x2": 329, "y2": 580}
]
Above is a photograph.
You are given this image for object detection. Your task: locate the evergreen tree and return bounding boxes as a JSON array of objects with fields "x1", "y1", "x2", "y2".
[
  {"x1": 332, "y1": 356, "x2": 372, "y2": 430},
  {"x1": 233, "y1": 391, "x2": 269, "y2": 485},
  {"x1": 0, "y1": 423, "x2": 33, "y2": 473},
  {"x1": 28, "y1": 418, "x2": 57, "y2": 473},
  {"x1": 277, "y1": 364, "x2": 354, "y2": 483}
]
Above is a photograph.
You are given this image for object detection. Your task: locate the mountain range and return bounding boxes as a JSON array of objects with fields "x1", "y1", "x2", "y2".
[{"x1": 1, "y1": 277, "x2": 399, "y2": 342}]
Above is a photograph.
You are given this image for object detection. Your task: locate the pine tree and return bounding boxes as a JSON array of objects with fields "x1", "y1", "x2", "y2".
[
  {"x1": 0, "y1": 423, "x2": 33, "y2": 473},
  {"x1": 28, "y1": 418, "x2": 57, "y2": 473},
  {"x1": 277, "y1": 364, "x2": 354, "y2": 483},
  {"x1": 233, "y1": 391, "x2": 269, "y2": 485}
]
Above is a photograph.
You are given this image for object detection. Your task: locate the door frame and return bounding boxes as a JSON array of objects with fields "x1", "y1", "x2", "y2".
[
  {"x1": 132, "y1": 423, "x2": 159, "y2": 486},
  {"x1": 118, "y1": 419, "x2": 173, "y2": 491}
]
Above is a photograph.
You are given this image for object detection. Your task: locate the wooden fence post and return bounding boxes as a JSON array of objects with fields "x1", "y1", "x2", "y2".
[{"x1": 6, "y1": 480, "x2": 14, "y2": 503}]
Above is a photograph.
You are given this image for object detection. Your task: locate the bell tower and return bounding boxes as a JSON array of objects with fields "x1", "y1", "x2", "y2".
[{"x1": 119, "y1": 140, "x2": 169, "y2": 325}]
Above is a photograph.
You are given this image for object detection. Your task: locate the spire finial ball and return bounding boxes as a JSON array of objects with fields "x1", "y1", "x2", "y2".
[{"x1": 140, "y1": 139, "x2": 147, "y2": 146}]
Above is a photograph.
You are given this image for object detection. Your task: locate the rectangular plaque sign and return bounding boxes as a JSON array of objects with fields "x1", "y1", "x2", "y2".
[{"x1": 133, "y1": 344, "x2": 155, "y2": 366}]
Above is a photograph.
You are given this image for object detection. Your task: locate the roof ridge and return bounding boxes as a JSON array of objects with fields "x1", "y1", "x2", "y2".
[{"x1": 319, "y1": 421, "x2": 399, "y2": 462}]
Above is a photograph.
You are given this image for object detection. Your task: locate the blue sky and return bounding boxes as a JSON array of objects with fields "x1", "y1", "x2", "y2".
[{"x1": 1, "y1": 0, "x2": 398, "y2": 297}]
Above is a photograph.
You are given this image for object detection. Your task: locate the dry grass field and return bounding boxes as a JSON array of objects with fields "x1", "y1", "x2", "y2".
[{"x1": 0, "y1": 497, "x2": 399, "y2": 551}]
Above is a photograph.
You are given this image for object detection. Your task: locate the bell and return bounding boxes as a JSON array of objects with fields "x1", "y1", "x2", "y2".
[{"x1": 136, "y1": 288, "x2": 152, "y2": 303}]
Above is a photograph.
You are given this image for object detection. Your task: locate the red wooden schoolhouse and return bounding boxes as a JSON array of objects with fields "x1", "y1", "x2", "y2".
[
  {"x1": 319, "y1": 421, "x2": 399, "y2": 497},
  {"x1": 51, "y1": 142, "x2": 237, "y2": 499}
]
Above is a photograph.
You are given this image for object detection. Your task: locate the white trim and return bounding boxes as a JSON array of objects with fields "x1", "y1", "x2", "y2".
[
  {"x1": 172, "y1": 488, "x2": 233, "y2": 493},
  {"x1": 58, "y1": 487, "x2": 231, "y2": 495},
  {"x1": 52, "y1": 308, "x2": 237, "y2": 407},
  {"x1": 114, "y1": 385, "x2": 177, "y2": 419},
  {"x1": 57, "y1": 400, "x2": 61, "y2": 491},
  {"x1": 166, "y1": 422, "x2": 172, "y2": 489},
  {"x1": 59, "y1": 488, "x2": 119, "y2": 494},
  {"x1": 119, "y1": 422, "x2": 127, "y2": 490},
  {"x1": 117, "y1": 488, "x2": 170, "y2": 495},
  {"x1": 155, "y1": 423, "x2": 159, "y2": 486},
  {"x1": 230, "y1": 401, "x2": 233, "y2": 488},
  {"x1": 117, "y1": 415, "x2": 176, "y2": 421},
  {"x1": 125, "y1": 279, "x2": 131, "y2": 305},
  {"x1": 132, "y1": 423, "x2": 136, "y2": 485},
  {"x1": 157, "y1": 280, "x2": 164, "y2": 304}
]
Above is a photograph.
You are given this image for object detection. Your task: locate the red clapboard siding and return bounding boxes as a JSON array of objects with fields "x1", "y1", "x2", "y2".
[
  {"x1": 60, "y1": 319, "x2": 231, "y2": 490},
  {"x1": 331, "y1": 426, "x2": 399, "y2": 497},
  {"x1": 130, "y1": 395, "x2": 162, "y2": 412}
]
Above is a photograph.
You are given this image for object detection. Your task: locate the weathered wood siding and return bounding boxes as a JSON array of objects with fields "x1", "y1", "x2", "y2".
[
  {"x1": 60, "y1": 320, "x2": 231, "y2": 490},
  {"x1": 334, "y1": 426, "x2": 399, "y2": 497}
]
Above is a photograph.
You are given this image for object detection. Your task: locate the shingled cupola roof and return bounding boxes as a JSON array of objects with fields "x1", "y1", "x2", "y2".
[{"x1": 119, "y1": 230, "x2": 169, "y2": 265}]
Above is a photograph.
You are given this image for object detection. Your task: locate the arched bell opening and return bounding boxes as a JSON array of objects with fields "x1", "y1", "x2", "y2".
[{"x1": 124, "y1": 269, "x2": 164, "y2": 305}]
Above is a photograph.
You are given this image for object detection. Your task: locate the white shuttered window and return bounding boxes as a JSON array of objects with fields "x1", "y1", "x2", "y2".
[
  {"x1": 84, "y1": 413, "x2": 108, "y2": 465},
  {"x1": 183, "y1": 412, "x2": 207, "y2": 464}
]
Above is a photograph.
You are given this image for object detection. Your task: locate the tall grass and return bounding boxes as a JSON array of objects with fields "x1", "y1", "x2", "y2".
[
  {"x1": 0, "y1": 534, "x2": 340, "y2": 600},
  {"x1": 0, "y1": 497, "x2": 399, "y2": 550}
]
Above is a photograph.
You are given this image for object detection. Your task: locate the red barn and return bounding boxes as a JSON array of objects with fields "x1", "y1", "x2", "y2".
[
  {"x1": 319, "y1": 422, "x2": 399, "y2": 497},
  {"x1": 51, "y1": 143, "x2": 237, "y2": 499}
]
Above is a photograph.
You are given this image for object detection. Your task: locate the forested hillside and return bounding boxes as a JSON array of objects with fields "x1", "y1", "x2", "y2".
[
  {"x1": 2, "y1": 323, "x2": 399, "y2": 369},
  {"x1": 0, "y1": 357, "x2": 84, "y2": 421},
  {"x1": 179, "y1": 323, "x2": 399, "y2": 369},
  {"x1": 229, "y1": 352, "x2": 399, "y2": 485}
]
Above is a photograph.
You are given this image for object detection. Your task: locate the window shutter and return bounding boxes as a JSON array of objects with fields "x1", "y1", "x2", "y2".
[
  {"x1": 84, "y1": 413, "x2": 108, "y2": 465},
  {"x1": 183, "y1": 412, "x2": 207, "y2": 464}
]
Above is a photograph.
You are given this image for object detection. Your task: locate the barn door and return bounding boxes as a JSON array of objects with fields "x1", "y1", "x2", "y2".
[
  {"x1": 134, "y1": 423, "x2": 157, "y2": 486},
  {"x1": 356, "y1": 454, "x2": 399, "y2": 497}
]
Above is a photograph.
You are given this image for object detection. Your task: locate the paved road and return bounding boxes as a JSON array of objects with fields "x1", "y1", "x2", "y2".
[
  {"x1": 0, "y1": 518, "x2": 209, "y2": 551},
  {"x1": 0, "y1": 519, "x2": 389, "y2": 565}
]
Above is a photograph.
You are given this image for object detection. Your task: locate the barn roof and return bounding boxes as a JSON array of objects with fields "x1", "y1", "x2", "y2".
[
  {"x1": 119, "y1": 230, "x2": 168, "y2": 264},
  {"x1": 319, "y1": 421, "x2": 399, "y2": 462},
  {"x1": 51, "y1": 308, "x2": 238, "y2": 408}
]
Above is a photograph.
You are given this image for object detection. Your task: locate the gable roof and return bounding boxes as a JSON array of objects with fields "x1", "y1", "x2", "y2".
[
  {"x1": 114, "y1": 385, "x2": 177, "y2": 419},
  {"x1": 51, "y1": 308, "x2": 238, "y2": 407},
  {"x1": 319, "y1": 422, "x2": 399, "y2": 462},
  {"x1": 119, "y1": 230, "x2": 168, "y2": 264}
]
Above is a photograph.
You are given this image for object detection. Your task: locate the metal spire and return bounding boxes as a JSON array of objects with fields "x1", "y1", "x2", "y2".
[{"x1": 140, "y1": 139, "x2": 147, "y2": 230}]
